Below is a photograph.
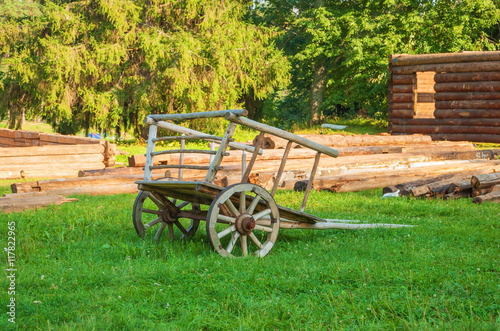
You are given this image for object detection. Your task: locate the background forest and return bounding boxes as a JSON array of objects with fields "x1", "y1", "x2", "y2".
[{"x1": 1, "y1": 0, "x2": 499, "y2": 138}]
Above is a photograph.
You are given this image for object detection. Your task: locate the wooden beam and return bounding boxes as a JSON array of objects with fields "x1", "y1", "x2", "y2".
[
  {"x1": 435, "y1": 71, "x2": 500, "y2": 83},
  {"x1": 435, "y1": 81, "x2": 500, "y2": 92},
  {"x1": 436, "y1": 100, "x2": 500, "y2": 109},
  {"x1": 391, "y1": 51, "x2": 500, "y2": 66},
  {"x1": 434, "y1": 109, "x2": 500, "y2": 118},
  {"x1": 391, "y1": 61, "x2": 500, "y2": 75}
]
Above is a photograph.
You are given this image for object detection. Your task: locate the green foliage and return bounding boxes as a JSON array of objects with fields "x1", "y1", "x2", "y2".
[
  {"x1": 0, "y1": 190, "x2": 498, "y2": 329},
  {"x1": 1, "y1": 0, "x2": 500, "y2": 134},
  {"x1": 0, "y1": 0, "x2": 290, "y2": 137},
  {"x1": 256, "y1": 0, "x2": 500, "y2": 125}
]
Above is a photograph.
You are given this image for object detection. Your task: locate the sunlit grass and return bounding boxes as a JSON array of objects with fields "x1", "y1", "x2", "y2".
[{"x1": 1, "y1": 188, "x2": 498, "y2": 330}]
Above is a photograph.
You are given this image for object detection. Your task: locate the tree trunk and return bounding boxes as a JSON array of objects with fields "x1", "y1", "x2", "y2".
[
  {"x1": 243, "y1": 89, "x2": 264, "y2": 121},
  {"x1": 309, "y1": 56, "x2": 327, "y2": 126}
]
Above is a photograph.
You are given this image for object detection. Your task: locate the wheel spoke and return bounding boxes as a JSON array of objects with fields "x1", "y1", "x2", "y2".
[
  {"x1": 254, "y1": 224, "x2": 274, "y2": 233},
  {"x1": 154, "y1": 222, "x2": 167, "y2": 241},
  {"x1": 217, "y1": 214, "x2": 236, "y2": 224},
  {"x1": 226, "y1": 232, "x2": 240, "y2": 254},
  {"x1": 247, "y1": 195, "x2": 261, "y2": 214},
  {"x1": 217, "y1": 225, "x2": 236, "y2": 239},
  {"x1": 142, "y1": 208, "x2": 162, "y2": 216},
  {"x1": 252, "y1": 208, "x2": 271, "y2": 221},
  {"x1": 167, "y1": 223, "x2": 174, "y2": 241},
  {"x1": 145, "y1": 217, "x2": 162, "y2": 228},
  {"x1": 149, "y1": 193, "x2": 165, "y2": 208},
  {"x1": 239, "y1": 191, "x2": 246, "y2": 213},
  {"x1": 174, "y1": 221, "x2": 188, "y2": 235},
  {"x1": 241, "y1": 235, "x2": 248, "y2": 256},
  {"x1": 249, "y1": 232, "x2": 263, "y2": 249},
  {"x1": 224, "y1": 199, "x2": 239, "y2": 217},
  {"x1": 176, "y1": 201, "x2": 189, "y2": 209}
]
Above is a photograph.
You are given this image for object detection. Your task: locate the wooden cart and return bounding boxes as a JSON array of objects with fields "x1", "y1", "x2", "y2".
[{"x1": 134, "y1": 109, "x2": 407, "y2": 257}]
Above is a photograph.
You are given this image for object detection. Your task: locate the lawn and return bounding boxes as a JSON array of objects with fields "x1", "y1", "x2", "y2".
[
  {"x1": 1, "y1": 118, "x2": 499, "y2": 329},
  {"x1": 1, "y1": 188, "x2": 499, "y2": 330}
]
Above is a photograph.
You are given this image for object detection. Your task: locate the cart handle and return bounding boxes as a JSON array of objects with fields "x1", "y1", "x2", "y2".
[
  {"x1": 145, "y1": 109, "x2": 248, "y2": 123},
  {"x1": 225, "y1": 112, "x2": 339, "y2": 158}
]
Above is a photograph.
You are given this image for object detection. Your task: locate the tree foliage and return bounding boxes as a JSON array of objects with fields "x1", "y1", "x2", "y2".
[
  {"x1": 255, "y1": 0, "x2": 500, "y2": 127},
  {"x1": 1, "y1": 0, "x2": 499, "y2": 134},
  {"x1": 0, "y1": 0, "x2": 290, "y2": 136}
]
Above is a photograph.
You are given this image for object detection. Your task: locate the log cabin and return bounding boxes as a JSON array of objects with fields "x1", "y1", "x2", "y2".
[{"x1": 388, "y1": 51, "x2": 500, "y2": 143}]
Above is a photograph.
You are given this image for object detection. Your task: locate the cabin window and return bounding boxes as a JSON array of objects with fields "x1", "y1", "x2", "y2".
[{"x1": 413, "y1": 71, "x2": 436, "y2": 118}]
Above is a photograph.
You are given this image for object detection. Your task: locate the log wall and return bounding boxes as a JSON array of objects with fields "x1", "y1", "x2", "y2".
[
  {"x1": 389, "y1": 51, "x2": 500, "y2": 143},
  {"x1": 0, "y1": 128, "x2": 116, "y2": 179}
]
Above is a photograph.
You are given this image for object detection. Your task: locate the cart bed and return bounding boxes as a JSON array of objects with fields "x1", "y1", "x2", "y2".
[{"x1": 137, "y1": 181, "x2": 324, "y2": 224}]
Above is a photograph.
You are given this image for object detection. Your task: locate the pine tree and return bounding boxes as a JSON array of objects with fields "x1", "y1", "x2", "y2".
[{"x1": 0, "y1": 0, "x2": 290, "y2": 136}]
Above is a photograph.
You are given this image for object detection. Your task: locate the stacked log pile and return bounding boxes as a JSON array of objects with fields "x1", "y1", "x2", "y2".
[
  {"x1": 124, "y1": 133, "x2": 500, "y2": 201},
  {"x1": 382, "y1": 172, "x2": 500, "y2": 204},
  {"x1": 0, "y1": 128, "x2": 116, "y2": 179},
  {"x1": 3, "y1": 133, "x2": 500, "y2": 213},
  {"x1": 389, "y1": 51, "x2": 500, "y2": 144},
  {"x1": 1, "y1": 174, "x2": 165, "y2": 213}
]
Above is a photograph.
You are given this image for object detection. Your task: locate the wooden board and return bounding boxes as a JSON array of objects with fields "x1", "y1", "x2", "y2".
[{"x1": 0, "y1": 144, "x2": 105, "y2": 157}]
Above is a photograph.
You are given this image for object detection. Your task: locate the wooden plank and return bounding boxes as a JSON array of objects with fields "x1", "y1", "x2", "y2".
[
  {"x1": 391, "y1": 61, "x2": 500, "y2": 75},
  {"x1": 390, "y1": 108, "x2": 414, "y2": 118},
  {"x1": 391, "y1": 125, "x2": 500, "y2": 135},
  {"x1": 391, "y1": 118, "x2": 500, "y2": 127},
  {"x1": 0, "y1": 137, "x2": 34, "y2": 147},
  {"x1": 434, "y1": 109, "x2": 500, "y2": 118},
  {"x1": 435, "y1": 72, "x2": 500, "y2": 83},
  {"x1": 39, "y1": 133, "x2": 101, "y2": 145},
  {"x1": 435, "y1": 100, "x2": 500, "y2": 109},
  {"x1": 392, "y1": 84, "x2": 414, "y2": 93},
  {"x1": 0, "y1": 128, "x2": 40, "y2": 139},
  {"x1": 435, "y1": 92, "x2": 500, "y2": 101},
  {"x1": 393, "y1": 93, "x2": 414, "y2": 103},
  {"x1": 392, "y1": 102, "x2": 414, "y2": 110},
  {"x1": 392, "y1": 74, "x2": 415, "y2": 85},
  {"x1": 428, "y1": 133, "x2": 500, "y2": 144},
  {"x1": 0, "y1": 144, "x2": 105, "y2": 157},
  {"x1": 0, "y1": 195, "x2": 78, "y2": 213},
  {"x1": 0, "y1": 154, "x2": 104, "y2": 166},
  {"x1": 435, "y1": 81, "x2": 500, "y2": 92},
  {"x1": 391, "y1": 51, "x2": 500, "y2": 66},
  {"x1": 11, "y1": 175, "x2": 150, "y2": 193}
]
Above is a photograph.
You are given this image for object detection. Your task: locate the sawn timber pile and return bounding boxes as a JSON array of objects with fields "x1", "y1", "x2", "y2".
[
  {"x1": 3, "y1": 133, "x2": 500, "y2": 213},
  {"x1": 124, "y1": 133, "x2": 500, "y2": 197},
  {"x1": 0, "y1": 128, "x2": 116, "y2": 179}
]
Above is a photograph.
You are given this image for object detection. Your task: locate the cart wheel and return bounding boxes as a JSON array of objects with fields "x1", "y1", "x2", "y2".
[
  {"x1": 133, "y1": 190, "x2": 200, "y2": 241},
  {"x1": 206, "y1": 183, "x2": 280, "y2": 257}
]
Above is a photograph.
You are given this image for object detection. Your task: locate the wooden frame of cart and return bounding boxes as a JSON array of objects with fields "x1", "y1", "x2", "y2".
[{"x1": 133, "y1": 109, "x2": 408, "y2": 257}]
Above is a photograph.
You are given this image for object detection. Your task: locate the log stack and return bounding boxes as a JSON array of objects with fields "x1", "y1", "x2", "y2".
[
  {"x1": 3, "y1": 132, "x2": 500, "y2": 213},
  {"x1": 0, "y1": 128, "x2": 116, "y2": 179},
  {"x1": 382, "y1": 172, "x2": 500, "y2": 204},
  {"x1": 123, "y1": 133, "x2": 499, "y2": 202},
  {"x1": 389, "y1": 51, "x2": 500, "y2": 143}
]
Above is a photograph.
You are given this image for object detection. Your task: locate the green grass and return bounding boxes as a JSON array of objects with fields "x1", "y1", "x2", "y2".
[{"x1": 1, "y1": 189, "x2": 498, "y2": 330}]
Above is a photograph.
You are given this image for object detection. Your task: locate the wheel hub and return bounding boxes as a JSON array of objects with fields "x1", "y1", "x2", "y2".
[
  {"x1": 235, "y1": 213, "x2": 256, "y2": 235},
  {"x1": 161, "y1": 207, "x2": 178, "y2": 224}
]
